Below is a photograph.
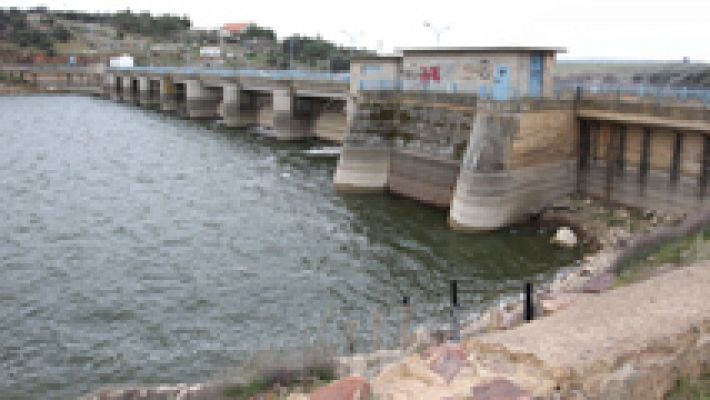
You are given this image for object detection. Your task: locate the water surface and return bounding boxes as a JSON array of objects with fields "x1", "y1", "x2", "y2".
[{"x1": 0, "y1": 95, "x2": 579, "y2": 399}]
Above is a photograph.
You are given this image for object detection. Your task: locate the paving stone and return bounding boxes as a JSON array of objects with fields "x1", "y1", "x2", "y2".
[
  {"x1": 580, "y1": 272, "x2": 615, "y2": 293},
  {"x1": 309, "y1": 376, "x2": 370, "y2": 400},
  {"x1": 470, "y1": 378, "x2": 532, "y2": 400}
]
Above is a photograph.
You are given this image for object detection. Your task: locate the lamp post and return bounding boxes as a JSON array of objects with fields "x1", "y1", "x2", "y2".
[
  {"x1": 423, "y1": 21, "x2": 450, "y2": 46},
  {"x1": 341, "y1": 30, "x2": 365, "y2": 58}
]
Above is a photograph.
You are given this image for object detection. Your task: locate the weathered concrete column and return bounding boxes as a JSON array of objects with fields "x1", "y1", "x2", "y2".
[
  {"x1": 159, "y1": 77, "x2": 177, "y2": 112},
  {"x1": 185, "y1": 80, "x2": 221, "y2": 119},
  {"x1": 102, "y1": 73, "x2": 114, "y2": 99},
  {"x1": 221, "y1": 83, "x2": 251, "y2": 128},
  {"x1": 109, "y1": 76, "x2": 122, "y2": 100},
  {"x1": 138, "y1": 77, "x2": 152, "y2": 107},
  {"x1": 271, "y1": 87, "x2": 295, "y2": 139},
  {"x1": 121, "y1": 76, "x2": 133, "y2": 102},
  {"x1": 448, "y1": 107, "x2": 576, "y2": 231}
]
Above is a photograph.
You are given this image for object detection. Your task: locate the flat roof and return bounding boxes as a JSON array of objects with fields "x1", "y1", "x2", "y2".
[
  {"x1": 351, "y1": 55, "x2": 403, "y2": 62},
  {"x1": 400, "y1": 46, "x2": 567, "y2": 55}
]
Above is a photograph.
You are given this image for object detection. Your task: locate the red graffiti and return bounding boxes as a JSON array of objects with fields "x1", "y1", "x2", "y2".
[{"x1": 419, "y1": 66, "x2": 441, "y2": 83}]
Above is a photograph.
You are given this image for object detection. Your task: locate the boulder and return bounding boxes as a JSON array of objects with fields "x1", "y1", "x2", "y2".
[
  {"x1": 551, "y1": 227, "x2": 578, "y2": 247},
  {"x1": 309, "y1": 376, "x2": 370, "y2": 400}
]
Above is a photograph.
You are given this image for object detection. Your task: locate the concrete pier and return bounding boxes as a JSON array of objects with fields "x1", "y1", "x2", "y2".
[
  {"x1": 159, "y1": 77, "x2": 178, "y2": 112},
  {"x1": 334, "y1": 144, "x2": 391, "y2": 191},
  {"x1": 449, "y1": 107, "x2": 577, "y2": 230},
  {"x1": 221, "y1": 83, "x2": 256, "y2": 128},
  {"x1": 185, "y1": 80, "x2": 221, "y2": 119},
  {"x1": 271, "y1": 87, "x2": 299, "y2": 139}
]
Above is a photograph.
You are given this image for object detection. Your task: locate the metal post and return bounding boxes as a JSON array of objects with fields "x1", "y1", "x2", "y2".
[
  {"x1": 372, "y1": 308, "x2": 381, "y2": 352},
  {"x1": 346, "y1": 319, "x2": 357, "y2": 354},
  {"x1": 400, "y1": 295, "x2": 410, "y2": 349},
  {"x1": 450, "y1": 279, "x2": 460, "y2": 341},
  {"x1": 524, "y1": 282, "x2": 534, "y2": 321}
]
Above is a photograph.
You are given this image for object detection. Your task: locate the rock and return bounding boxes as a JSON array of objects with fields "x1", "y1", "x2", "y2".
[
  {"x1": 541, "y1": 293, "x2": 580, "y2": 314},
  {"x1": 309, "y1": 376, "x2": 371, "y2": 400},
  {"x1": 580, "y1": 272, "x2": 616, "y2": 293},
  {"x1": 470, "y1": 378, "x2": 533, "y2": 400},
  {"x1": 422, "y1": 342, "x2": 471, "y2": 382},
  {"x1": 551, "y1": 227, "x2": 578, "y2": 247}
]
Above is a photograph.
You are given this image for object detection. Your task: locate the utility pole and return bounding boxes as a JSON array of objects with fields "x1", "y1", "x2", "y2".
[{"x1": 423, "y1": 21, "x2": 450, "y2": 46}]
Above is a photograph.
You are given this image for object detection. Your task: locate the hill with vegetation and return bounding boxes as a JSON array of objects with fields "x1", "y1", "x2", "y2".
[{"x1": 0, "y1": 7, "x2": 367, "y2": 71}]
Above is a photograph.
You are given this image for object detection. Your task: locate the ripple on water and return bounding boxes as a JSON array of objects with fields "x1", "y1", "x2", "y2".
[{"x1": 0, "y1": 96, "x2": 581, "y2": 400}]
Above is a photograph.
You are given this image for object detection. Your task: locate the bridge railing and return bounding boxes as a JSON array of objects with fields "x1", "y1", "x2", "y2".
[
  {"x1": 106, "y1": 66, "x2": 350, "y2": 83},
  {"x1": 357, "y1": 79, "x2": 710, "y2": 108},
  {"x1": 555, "y1": 81, "x2": 710, "y2": 109},
  {"x1": 357, "y1": 79, "x2": 566, "y2": 101}
]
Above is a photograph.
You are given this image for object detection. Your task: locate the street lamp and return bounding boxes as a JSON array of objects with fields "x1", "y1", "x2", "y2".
[
  {"x1": 423, "y1": 21, "x2": 449, "y2": 47},
  {"x1": 341, "y1": 30, "x2": 365, "y2": 57}
]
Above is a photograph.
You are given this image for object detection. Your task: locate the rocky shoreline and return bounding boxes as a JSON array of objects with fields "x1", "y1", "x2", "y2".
[{"x1": 78, "y1": 196, "x2": 700, "y2": 399}]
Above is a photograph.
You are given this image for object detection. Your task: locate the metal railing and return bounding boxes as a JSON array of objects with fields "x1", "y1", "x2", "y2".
[
  {"x1": 107, "y1": 66, "x2": 350, "y2": 82},
  {"x1": 555, "y1": 81, "x2": 710, "y2": 108}
]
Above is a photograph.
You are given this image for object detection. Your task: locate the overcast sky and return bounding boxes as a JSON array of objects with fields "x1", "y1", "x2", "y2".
[{"x1": 3, "y1": 0, "x2": 709, "y2": 61}]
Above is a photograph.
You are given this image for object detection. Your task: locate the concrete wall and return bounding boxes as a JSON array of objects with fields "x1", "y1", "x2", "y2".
[
  {"x1": 401, "y1": 51, "x2": 557, "y2": 97},
  {"x1": 334, "y1": 91, "x2": 477, "y2": 207},
  {"x1": 389, "y1": 150, "x2": 461, "y2": 208},
  {"x1": 449, "y1": 104, "x2": 577, "y2": 230}
]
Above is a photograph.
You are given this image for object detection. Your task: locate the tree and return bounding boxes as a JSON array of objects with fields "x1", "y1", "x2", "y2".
[{"x1": 240, "y1": 25, "x2": 275, "y2": 41}]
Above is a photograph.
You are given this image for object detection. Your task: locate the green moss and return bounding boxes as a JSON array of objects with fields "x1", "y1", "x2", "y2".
[
  {"x1": 616, "y1": 229, "x2": 710, "y2": 286},
  {"x1": 666, "y1": 374, "x2": 710, "y2": 400},
  {"x1": 224, "y1": 380, "x2": 270, "y2": 400}
]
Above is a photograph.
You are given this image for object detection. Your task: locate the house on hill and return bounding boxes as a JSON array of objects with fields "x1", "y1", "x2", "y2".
[{"x1": 220, "y1": 22, "x2": 254, "y2": 42}]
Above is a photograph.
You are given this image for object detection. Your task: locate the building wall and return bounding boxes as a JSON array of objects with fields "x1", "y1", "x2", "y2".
[
  {"x1": 350, "y1": 59, "x2": 402, "y2": 94},
  {"x1": 401, "y1": 51, "x2": 557, "y2": 97}
]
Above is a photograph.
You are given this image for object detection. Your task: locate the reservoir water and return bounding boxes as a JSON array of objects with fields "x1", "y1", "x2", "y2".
[{"x1": 0, "y1": 95, "x2": 579, "y2": 399}]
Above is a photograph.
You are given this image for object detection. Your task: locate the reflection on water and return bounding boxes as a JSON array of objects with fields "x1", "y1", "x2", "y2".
[{"x1": 0, "y1": 95, "x2": 579, "y2": 399}]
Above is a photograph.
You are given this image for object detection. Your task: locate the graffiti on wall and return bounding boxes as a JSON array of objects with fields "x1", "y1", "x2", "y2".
[
  {"x1": 419, "y1": 66, "x2": 440, "y2": 83},
  {"x1": 461, "y1": 59, "x2": 491, "y2": 81}
]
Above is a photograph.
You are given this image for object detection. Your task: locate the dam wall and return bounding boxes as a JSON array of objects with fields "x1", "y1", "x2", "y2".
[
  {"x1": 334, "y1": 91, "x2": 475, "y2": 206},
  {"x1": 335, "y1": 93, "x2": 580, "y2": 230}
]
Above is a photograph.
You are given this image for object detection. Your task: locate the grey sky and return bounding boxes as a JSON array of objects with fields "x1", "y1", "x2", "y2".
[{"x1": 4, "y1": 0, "x2": 709, "y2": 60}]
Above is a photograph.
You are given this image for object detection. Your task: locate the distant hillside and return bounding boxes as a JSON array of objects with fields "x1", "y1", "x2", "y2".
[
  {"x1": 0, "y1": 7, "x2": 189, "y2": 56},
  {"x1": 556, "y1": 61, "x2": 710, "y2": 88},
  {"x1": 0, "y1": 7, "x2": 368, "y2": 71}
]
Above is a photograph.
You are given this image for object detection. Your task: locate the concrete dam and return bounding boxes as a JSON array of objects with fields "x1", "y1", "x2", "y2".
[{"x1": 4, "y1": 46, "x2": 710, "y2": 231}]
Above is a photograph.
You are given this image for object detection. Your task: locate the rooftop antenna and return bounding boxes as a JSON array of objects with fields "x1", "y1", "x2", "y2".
[{"x1": 423, "y1": 21, "x2": 450, "y2": 47}]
